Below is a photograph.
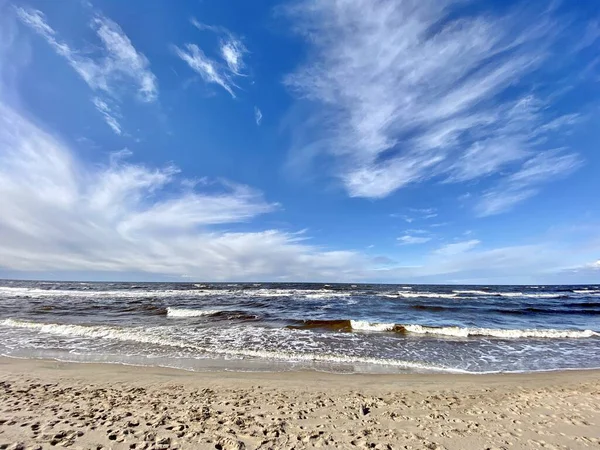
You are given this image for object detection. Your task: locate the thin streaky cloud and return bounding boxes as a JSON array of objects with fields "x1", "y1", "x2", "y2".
[
  {"x1": 184, "y1": 17, "x2": 249, "y2": 95},
  {"x1": 434, "y1": 240, "x2": 481, "y2": 257},
  {"x1": 92, "y1": 97, "x2": 121, "y2": 135},
  {"x1": 475, "y1": 150, "x2": 582, "y2": 216},
  {"x1": 91, "y1": 16, "x2": 158, "y2": 102},
  {"x1": 284, "y1": 0, "x2": 585, "y2": 213},
  {"x1": 15, "y1": 7, "x2": 158, "y2": 102},
  {"x1": 398, "y1": 235, "x2": 431, "y2": 245},
  {"x1": 174, "y1": 44, "x2": 236, "y2": 97},
  {"x1": 254, "y1": 106, "x2": 263, "y2": 125},
  {"x1": 190, "y1": 18, "x2": 227, "y2": 35}
]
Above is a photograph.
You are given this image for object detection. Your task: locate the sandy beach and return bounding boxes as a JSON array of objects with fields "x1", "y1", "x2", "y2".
[{"x1": 0, "y1": 358, "x2": 598, "y2": 449}]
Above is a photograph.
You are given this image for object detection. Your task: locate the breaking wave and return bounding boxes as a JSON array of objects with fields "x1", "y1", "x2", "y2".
[
  {"x1": 409, "y1": 304, "x2": 600, "y2": 316},
  {"x1": 0, "y1": 286, "x2": 354, "y2": 300},
  {"x1": 390, "y1": 292, "x2": 462, "y2": 299},
  {"x1": 349, "y1": 320, "x2": 396, "y2": 332},
  {"x1": 166, "y1": 308, "x2": 258, "y2": 321},
  {"x1": 286, "y1": 319, "x2": 598, "y2": 338},
  {"x1": 453, "y1": 289, "x2": 597, "y2": 299},
  {"x1": 166, "y1": 308, "x2": 221, "y2": 318},
  {"x1": 399, "y1": 325, "x2": 598, "y2": 339}
]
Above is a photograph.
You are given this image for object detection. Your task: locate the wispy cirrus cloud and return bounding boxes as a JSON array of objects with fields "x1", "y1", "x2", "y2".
[
  {"x1": 174, "y1": 44, "x2": 236, "y2": 97},
  {"x1": 15, "y1": 6, "x2": 158, "y2": 134},
  {"x1": 191, "y1": 18, "x2": 248, "y2": 76},
  {"x1": 16, "y1": 7, "x2": 157, "y2": 101},
  {"x1": 92, "y1": 97, "x2": 121, "y2": 135},
  {"x1": 398, "y1": 235, "x2": 431, "y2": 245},
  {"x1": 254, "y1": 106, "x2": 263, "y2": 125},
  {"x1": 391, "y1": 208, "x2": 437, "y2": 223},
  {"x1": 475, "y1": 150, "x2": 582, "y2": 216},
  {"x1": 284, "y1": 0, "x2": 587, "y2": 213},
  {"x1": 176, "y1": 18, "x2": 249, "y2": 98},
  {"x1": 434, "y1": 240, "x2": 481, "y2": 257}
]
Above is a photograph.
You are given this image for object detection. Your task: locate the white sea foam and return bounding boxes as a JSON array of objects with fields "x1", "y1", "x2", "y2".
[
  {"x1": 0, "y1": 319, "x2": 463, "y2": 373},
  {"x1": 401, "y1": 324, "x2": 598, "y2": 339},
  {"x1": 396, "y1": 292, "x2": 460, "y2": 299},
  {"x1": 0, "y1": 286, "x2": 232, "y2": 299},
  {"x1": 453, "y1": 290, "x2": 571, "y2": 298},
  {"x1": 350, "y1": 320, "x2": 395, "y2": 332},
  {"x1": 166, "y1": 308, "x2": 220, "y2": 318},
  {"x1": 0, "y1": 286, "x2": 353, "y2": 300},
  {"x1": 304, "y1": 292, "x2": 351, "y2": 299},
  {"x1": 573, "y1": 289, "x2": 600, "y2": 294},
  {"x1": 496, "y1": 292, "x2": 567, "y2": 299},
  {"x1": 453, "y1": 290, "x2": 492, "y2": 295}
]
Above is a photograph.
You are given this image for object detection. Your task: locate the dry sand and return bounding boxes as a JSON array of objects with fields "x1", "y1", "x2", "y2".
[{"x1": 0, "y1": 357, "x2": 598, "y2": 449}]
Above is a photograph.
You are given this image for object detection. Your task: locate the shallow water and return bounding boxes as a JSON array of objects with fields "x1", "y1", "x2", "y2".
[{"x1": 1, "y1": 280, "x2": 599, "y2": 373}]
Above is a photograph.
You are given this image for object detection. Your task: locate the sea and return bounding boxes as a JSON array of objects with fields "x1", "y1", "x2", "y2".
[{"x1": 0, "y1": 280, "x2": 599, "y2": 374}]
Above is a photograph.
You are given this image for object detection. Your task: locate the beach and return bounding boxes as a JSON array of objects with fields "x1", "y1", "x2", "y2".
[{"x1": 0, "y1": 358, "x2": 598, "y2": 449}]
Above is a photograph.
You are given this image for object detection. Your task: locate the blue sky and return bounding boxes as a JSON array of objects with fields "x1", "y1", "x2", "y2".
[{"x1": 0, "y1": 0, "x2": 599, "y2": 284}]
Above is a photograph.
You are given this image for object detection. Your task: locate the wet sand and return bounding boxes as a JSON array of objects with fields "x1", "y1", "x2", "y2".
[{"x1": 0, "y1": 357, "x2": 599, "y2": 449}]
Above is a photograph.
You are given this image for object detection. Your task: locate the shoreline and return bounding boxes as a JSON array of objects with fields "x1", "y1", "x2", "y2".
[
  {"x1": 2, "y1": 354, "x2": 600, "y2": 382},
  {"x1": 1, "y1": 357, "x2": 599, "y2": 449}
]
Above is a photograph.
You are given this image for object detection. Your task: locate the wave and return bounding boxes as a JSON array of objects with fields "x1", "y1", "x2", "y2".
[
  {"x1": 287, "y1": 319, "x2": 353, "y2": 331},
  {"x1": 166, "y1": 308, "x2": 258, "y2": 321},
  {"x1": 410, "y1": 304, "x2": 448, "y2": 312},
  {"x1": 0, "y1": 319, "x2": 462, "y2": 373},
  {"x1": 0, "y1": 286, "x2": 354, "y2": 300},
  {"x1": 0, "y1": 286, "x2": 233, "y2": 299},
  {"x1": 452, "y1": 290, "x2": 570, "y2": 299},
  {"x1": 166, "y1": 308, "x2": 220, "y2": 318},
  {"x1": 495, "y1": 292, "x2": 570, "y2": 299},
  {"x1": 409, "y1": 304, "x2": 600, "y2": 315},
  {"x1": 452, "y1": 290, "x2": 492, "y2": 295},
  {"x1": 391, "y1": 292, "x2": 461, "y2": 299},
  {"x1": 399, "y1": 325, "x2": 598, "y2": 338},
  {"x1": 350, "y1": 320, "x2": 396, "y2": 332},
  {"x1": 286, "y1": 319, "x2": 597, "y2": 338},
  {"x1": 383, "y1": 290, "x2": 598, "y2": 300}
]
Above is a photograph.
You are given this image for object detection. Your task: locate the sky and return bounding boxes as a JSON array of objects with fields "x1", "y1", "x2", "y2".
[{"x1": 0, "y1": 0, "x2": 599, "y2": 284}]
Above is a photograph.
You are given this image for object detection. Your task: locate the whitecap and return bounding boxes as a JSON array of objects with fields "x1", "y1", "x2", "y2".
[
  {"x1": 350, "y1": 320, "x2": 396, "y2": 332},
  {"x1": 166, "y1": 308, "x2": 221, "y2": 318},
  {"x1": 401, "y1": 324, "x2": 597, "y2": 339}
]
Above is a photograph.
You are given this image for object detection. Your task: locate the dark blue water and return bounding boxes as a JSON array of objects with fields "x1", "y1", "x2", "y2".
[{"x1": 0, "y1": 280, "x2": 599, "y2": 373}]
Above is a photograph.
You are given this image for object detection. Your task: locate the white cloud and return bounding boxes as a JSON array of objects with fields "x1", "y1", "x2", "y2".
[
  {"x1": 174, "y1": 44, "x2": 236, "y2": 97},
  {"x1": 15, "y1": 7, "x2": 157, "y2": 137},
  {"x1": 0, "y1": 99, "x2": 371, "y2": 281},
  {"x1": 398, "y1": 235, "x2": 431, "y2": 245},
  {"x1": 475, "y1": 150, "x2": 581, "y2": 216},
  {"x1": 91, "y1": 16, "x2": 158, "y2": 102},
  {"x1": 220, "y1": 37, "x2": 247, "y2": 76},
  {"x1": 434, "y1": 240, "x2": 481, "y2": 257},
  {"x1": 178, "y1": 18, "x2": 249, "y2": 98},
  {"x1": 285, "y1": 0, "x2": 583, "y2": 211},
  {"x1": 16, "y1": 7, "x2": 158, "y2": 102},
  {"x1": 92, "y1": 97, "x2": 121, "y2": 135},
  {"x1": 254, "y1": 106, "x2": 263, "y2": 125},
  {"x1": 190, "y1": 18, "x2": 248, "y2": 76},
  {"x1": 0, "y1": 96, "x2": 596, "y2": 283}
]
